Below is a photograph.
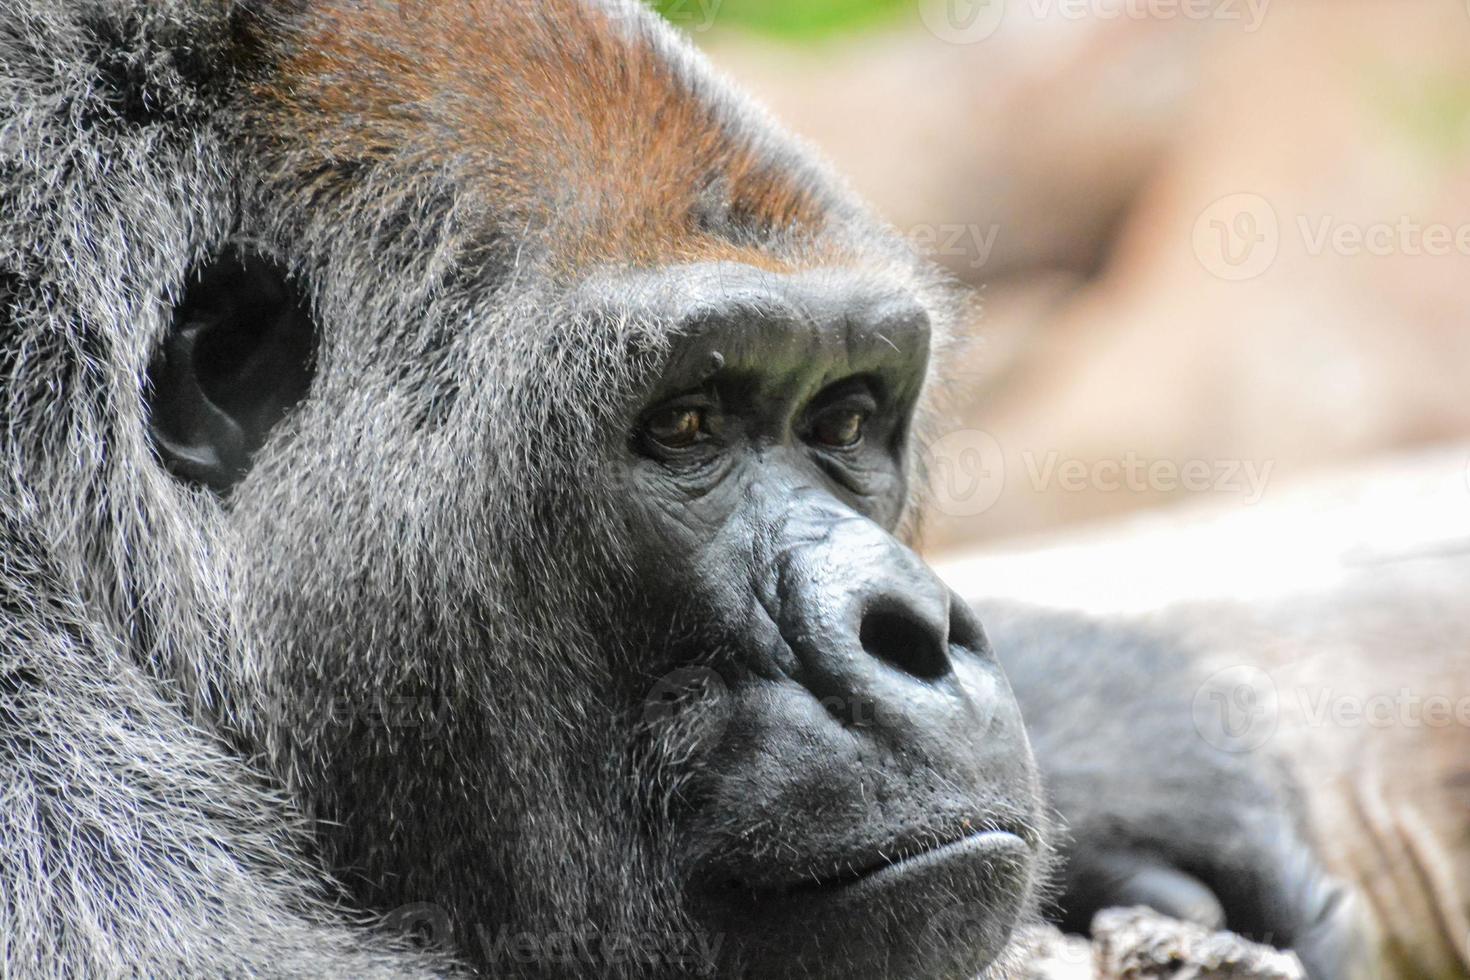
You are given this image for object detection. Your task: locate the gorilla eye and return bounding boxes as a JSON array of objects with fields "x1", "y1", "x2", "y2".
[
  {"x1": 805, "y1": 399, "x2": 870, "y2": 452},
  {"x1": 806, "y1": 381, "x2": 880, "y2": 453},
  {"x1": 643, "y1": 406, "x2": 705, "y2": 450},
  {"x1": 810, "y1": 406, "x2": 869, "y2": 449}
]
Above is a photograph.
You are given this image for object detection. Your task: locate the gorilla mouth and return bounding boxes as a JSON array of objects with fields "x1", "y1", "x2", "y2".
[
  {"x1": 692, "y1": 820, "x2": 1036, "y2": 978},
  {"x1": 826, "y1": 829, "x2": 1027, "y2": 894},
  {"x1": 768, "y1": 825, "x2": 1033, "y2": 898}
]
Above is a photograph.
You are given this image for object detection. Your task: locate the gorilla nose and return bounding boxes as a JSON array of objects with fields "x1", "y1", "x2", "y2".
[
  {"x1": 858, "y1": 592, "x2": 952, "y2": 682},
  {"x1": 772, "y1": 515, "x2": 985, "y2": 708}
]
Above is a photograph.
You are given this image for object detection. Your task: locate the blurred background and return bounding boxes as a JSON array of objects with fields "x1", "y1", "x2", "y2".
[{"x1": 652, "y1": 0, "x2": 1470, "y2": 556}]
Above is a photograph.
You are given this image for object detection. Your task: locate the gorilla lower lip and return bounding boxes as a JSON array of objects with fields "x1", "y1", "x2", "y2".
[{"x1": 789, "y1": 829, "x2": 1029, "y2": 897}]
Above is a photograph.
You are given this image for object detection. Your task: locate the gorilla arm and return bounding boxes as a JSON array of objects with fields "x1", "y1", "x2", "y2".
[
  {"x1": 0, "y1": 501, "x2": 448, "y2": 979},
  {"x1": 972, "y1": 599, "x2": 1368, "y2": 980},
  {"x1": 939, "y1": 450, "x2": 1470, "y2": 980}
]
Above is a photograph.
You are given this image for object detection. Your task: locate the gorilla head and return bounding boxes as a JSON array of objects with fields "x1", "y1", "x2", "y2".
[{"x1": 8, "y1": 0, "x2": 1042, "y2": 976}]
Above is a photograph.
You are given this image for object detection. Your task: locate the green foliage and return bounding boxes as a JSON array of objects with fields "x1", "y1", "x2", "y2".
[
  {"x1": 650, "y1": 0, "x2": 909, "y2": 38},
  {"x1": 1367, "y1": 68, "x2": 1470, "y2": 163},
  {"x1": 1398, "y1": 76, "x2": 1470, "y2": 160}
]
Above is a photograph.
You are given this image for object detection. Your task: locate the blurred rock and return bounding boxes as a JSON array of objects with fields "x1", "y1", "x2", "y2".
[
  {"x1": 1013, "y1": 923, "x2": 1096, "y2": 979},
  {"x1": 1013, "y1": 910, "x2": 1305, "y2": 979},
  {"x1": 1090, "y1": 907, "x2": 1305, "y2": 979}
]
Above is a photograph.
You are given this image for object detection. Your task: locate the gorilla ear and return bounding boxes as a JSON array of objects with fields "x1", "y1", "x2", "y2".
[{"x1": 146, "y1": 250, "x2": 318, "y2": 495}]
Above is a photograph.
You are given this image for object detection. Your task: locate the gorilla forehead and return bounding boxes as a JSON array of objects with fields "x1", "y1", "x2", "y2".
[
  {"x1": 244, "y1": 0, "x2": 963, "y2": 427},
  {"x1": 255, "y1": 0, "x2": 850, "y2": 269}
]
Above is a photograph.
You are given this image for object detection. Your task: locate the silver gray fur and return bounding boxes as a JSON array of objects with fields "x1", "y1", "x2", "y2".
[{"x1": 0, "y1": 1, "x2": 977, "y2": 977}]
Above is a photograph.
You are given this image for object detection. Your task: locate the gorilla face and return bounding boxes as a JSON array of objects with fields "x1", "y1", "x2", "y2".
[
  {"x1": 133, "y1": 2, "x2": 1044, "y2": 977},
  {"x1": 598, "y1": 264, "x2": 1043, "y2": 975},
  {"x1": 151, "y1": 258, "x2": 1044, "y2": 978}
]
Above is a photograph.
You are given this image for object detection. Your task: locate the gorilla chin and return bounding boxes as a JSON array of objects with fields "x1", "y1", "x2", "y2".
[{"x1": 694, "y1": 830, "x2": 1036, "y2": 978}]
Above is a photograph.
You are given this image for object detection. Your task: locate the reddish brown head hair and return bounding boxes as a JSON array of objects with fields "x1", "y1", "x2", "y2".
[{"x1": 256, "y1": 0, "x2": 849, "y2": 274}]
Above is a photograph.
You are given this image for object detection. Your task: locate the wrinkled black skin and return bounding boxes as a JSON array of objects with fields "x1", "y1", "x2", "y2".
[
  {"x1": 150, "y1": 256, "x2": 1043, "y2": 978},
  {"x1": 978, "y1": 603, "x2": 1369, "y2": 980},
  {"x1": 598, "y1": 265, "x2": 1043, "y2": 976}
]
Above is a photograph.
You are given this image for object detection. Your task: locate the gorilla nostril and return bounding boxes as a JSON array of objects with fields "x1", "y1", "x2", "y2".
[
  {"x1": 947, "y1": 596, "x2": 988, "y2": 656},
  {"x1": 859, "y1": 602, "x2": 951, "y2": 682}
]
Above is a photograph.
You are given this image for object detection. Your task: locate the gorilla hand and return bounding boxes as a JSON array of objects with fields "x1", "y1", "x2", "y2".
[{"x1": 973, "y1": 603, "x2": 1375, "y2": 980}]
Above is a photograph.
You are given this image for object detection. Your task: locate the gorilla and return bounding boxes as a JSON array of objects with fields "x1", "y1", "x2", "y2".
[
  {"x1": 979, "y1": 603, "x2": 1368, "y2": 980},
  {"x1": 1, "y1": 1, "x2": 1045, "y2": 976},
  {"x1": 969, "y1": 514, "x2": 1470, "y2": 980},
  {"x1": 0, "y1": 0, "x2": 1371, "y2": 977}
]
